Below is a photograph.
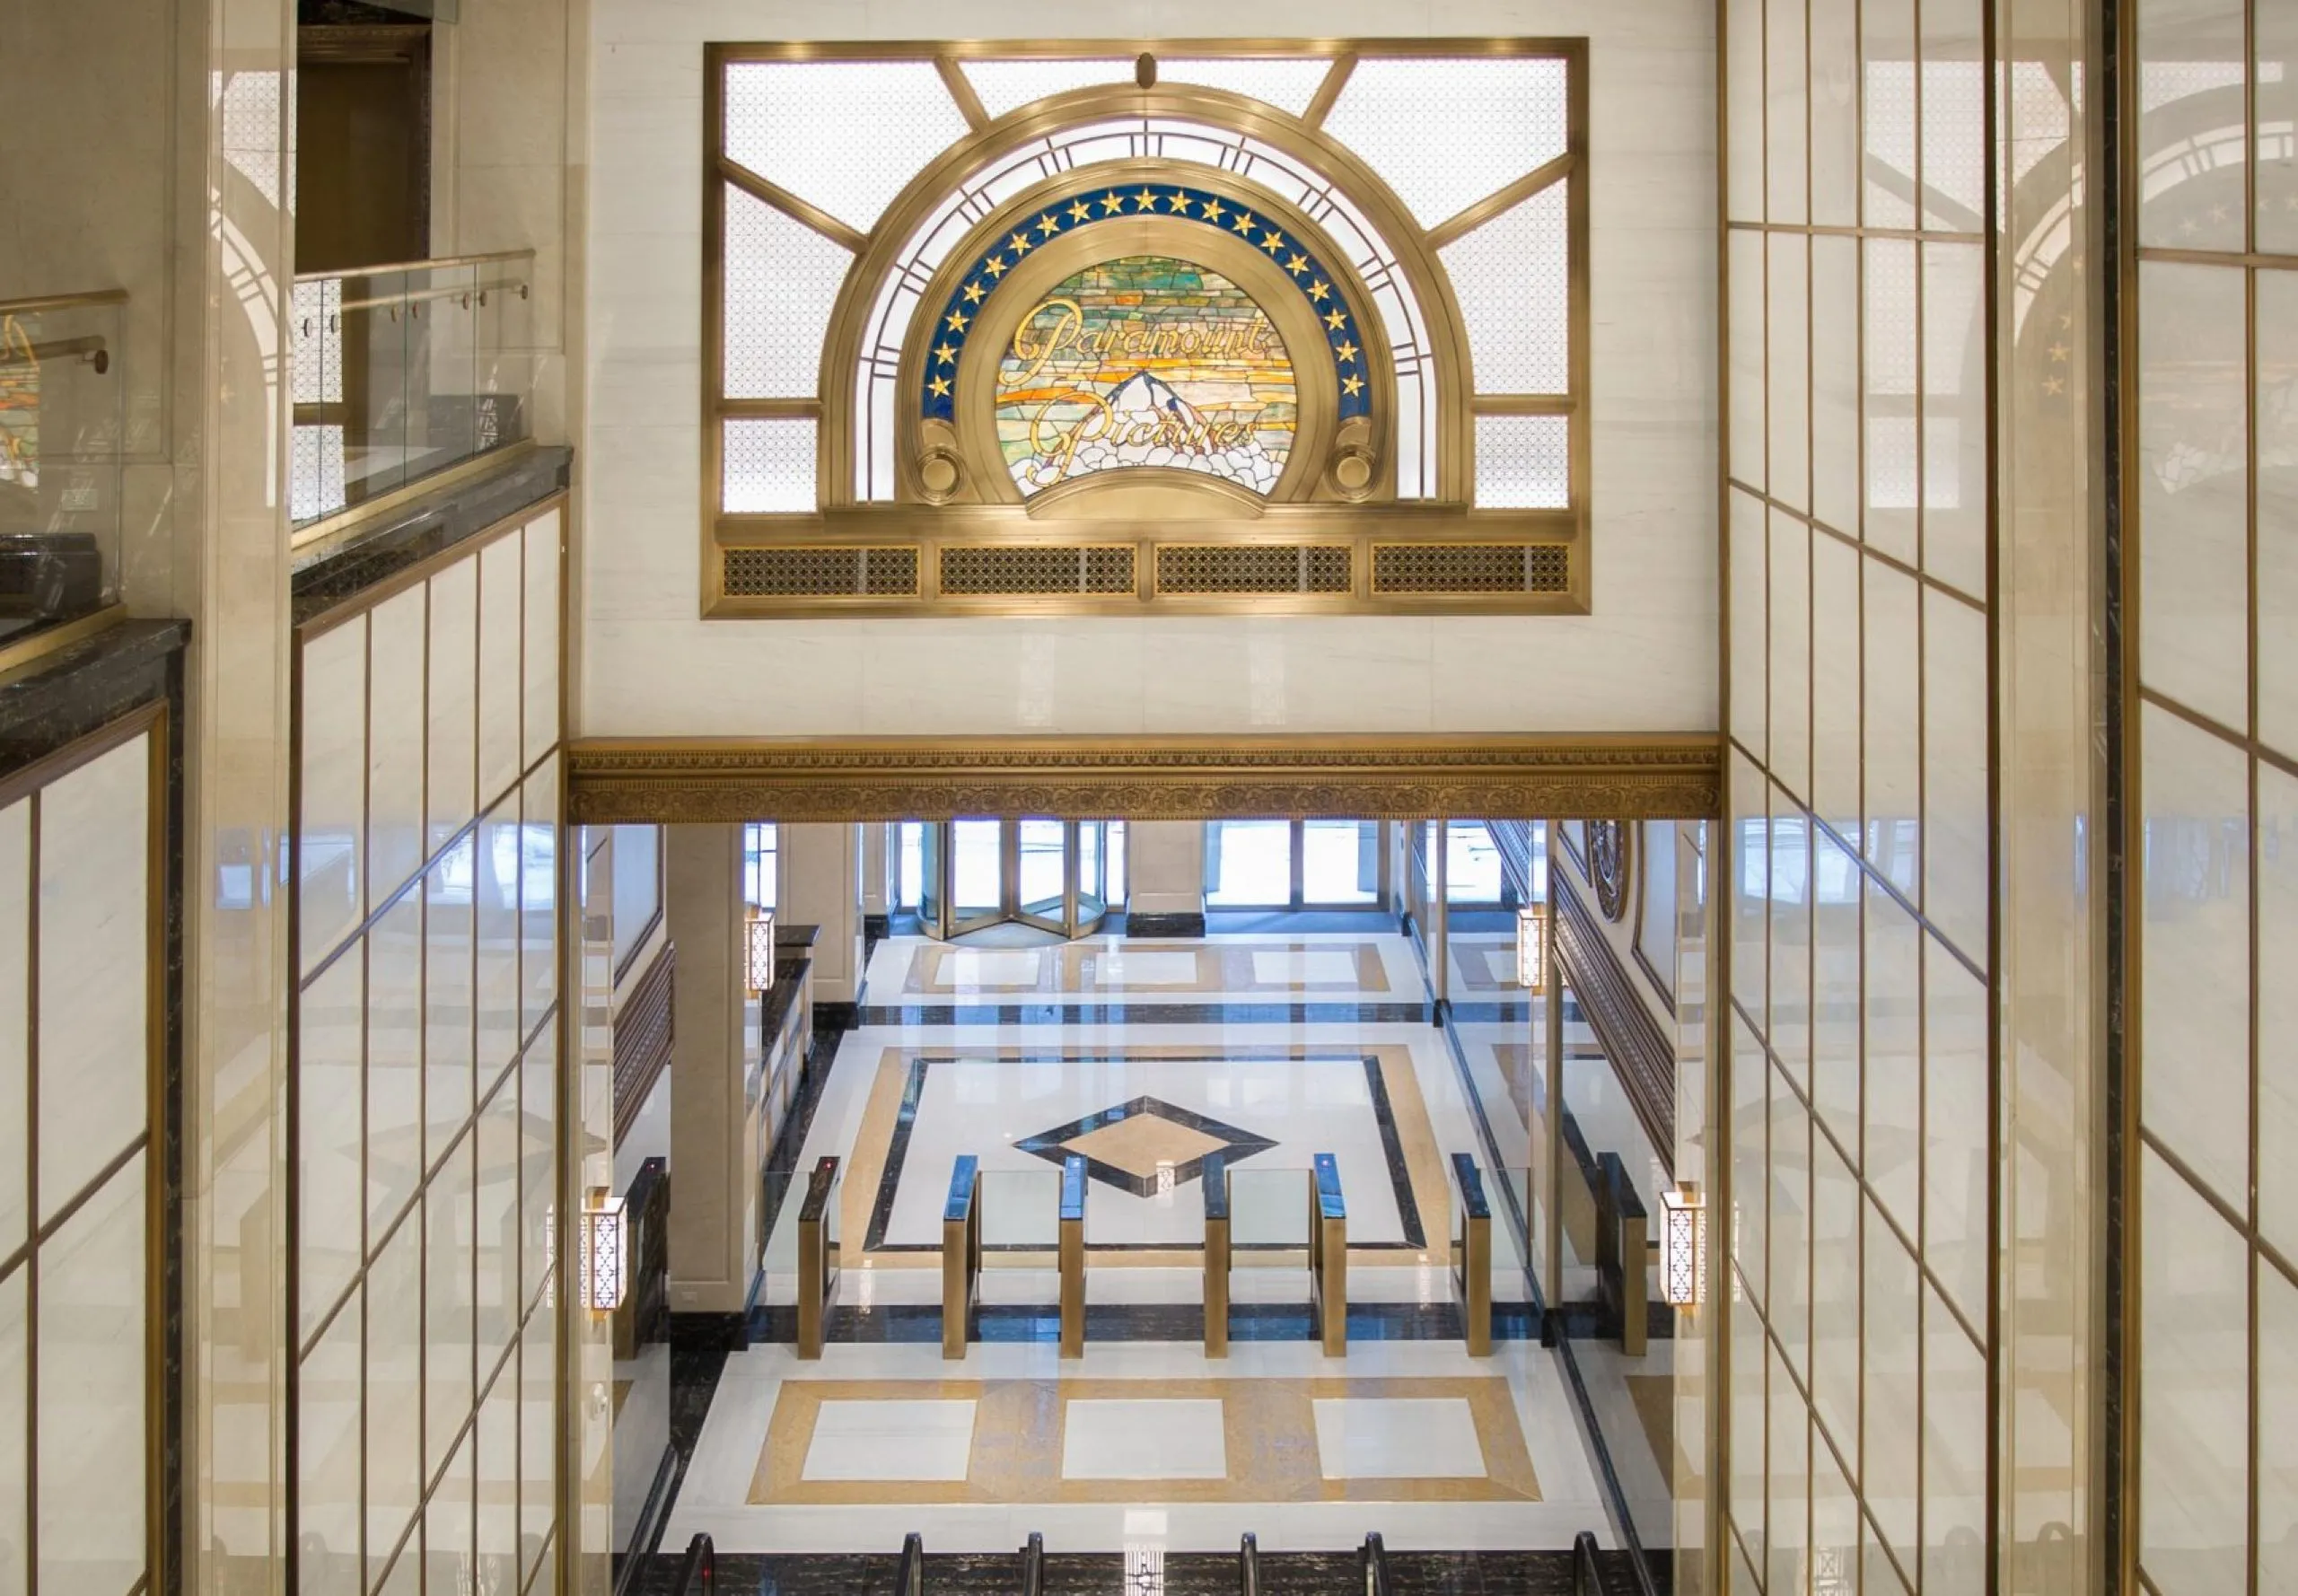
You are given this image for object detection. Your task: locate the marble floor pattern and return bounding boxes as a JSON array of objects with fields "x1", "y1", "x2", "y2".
[{"x1": 671, "y1": 931, "x2": 1645, "y2": 1553}]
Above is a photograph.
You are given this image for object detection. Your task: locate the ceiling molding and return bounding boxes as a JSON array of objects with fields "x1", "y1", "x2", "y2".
[{"x1": 565, "y1": 732, "x2": 1722, "y2": 824}]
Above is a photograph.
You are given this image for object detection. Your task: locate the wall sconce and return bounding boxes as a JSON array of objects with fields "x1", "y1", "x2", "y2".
[
  {"x1": 580, "y1": 1186, "x2": 628, "y2": 1314},
  {"x1": 744, "y1": 907, "x2": 777, "y2": 995},
  {"x1": 1515, "y1": 903, "x2": 1549, "y2": 990},
  {"x1": 1660, "y1": 1183, "x2": 1707, "y2": 1307}
]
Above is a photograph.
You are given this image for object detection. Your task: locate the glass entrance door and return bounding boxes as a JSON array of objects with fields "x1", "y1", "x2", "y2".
[{"x1": 917, "y1": 819, "x2": 1117, "y2": 940}]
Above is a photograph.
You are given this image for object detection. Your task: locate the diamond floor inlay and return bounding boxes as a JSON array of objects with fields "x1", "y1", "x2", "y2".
[{"x1": 1017, "y1": 1095, "x2": 1276, "y2": 1197}]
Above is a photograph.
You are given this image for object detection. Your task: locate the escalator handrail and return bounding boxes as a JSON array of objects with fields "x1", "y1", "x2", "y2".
[
  {"x1": 1239, "y1": 1532, "x2": 1259, "y2": 1596},
  {"x1": 898, "y1": 1530, "x2": 926, "y2": 1596},
  {"x1": 1571, "y1": 1530, "x2": 1602, "y2": 1595},
  {"x1": 1361, "y1": 1532, "x2": 1389, "y2": 1596},
  {"x1": 674, "y1": 1532, "x2": 715, "y2": 1596},
  {"x1": 1022, "y1": 1530, "x2": 1044, "y2": 1596}
]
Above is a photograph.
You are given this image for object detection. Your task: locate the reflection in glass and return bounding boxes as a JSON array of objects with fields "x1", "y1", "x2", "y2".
[{"x1": 35, "y1": 1154, "x2": 144, "y2": 1596}]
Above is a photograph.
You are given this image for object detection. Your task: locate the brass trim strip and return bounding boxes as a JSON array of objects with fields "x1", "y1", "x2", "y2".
[
  {"x1": 1425, "y1": 152, "x2": 1576, "y2": 250},
  {"x1": 291, "y1": 247, "x2": 536, "y2": 284},
  {"x1": 719, "y1": 157, "x2": 869, "y2": 253},
  {"x1": 566, "y1": 732, "x2": 1723, "y2": 823},
  {"x1": 0, "y1": 605, "x2": 127, "y2": 688},
  {"x1": 1301, "y1": 51, "x2": 1355, "y2": 127},
  {"x1": 289, "y1": 437, "x2": 542, "y2": 553},
  {"x1": 0, "y1": 287, "x2": 130, "y2": 315}
]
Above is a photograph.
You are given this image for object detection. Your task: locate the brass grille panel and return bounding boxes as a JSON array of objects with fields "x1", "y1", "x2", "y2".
[
  {"x1": 1155, "y1": 544, "x2": 1355, "y2": 595},
  {"x1": 938, "y1": 544, "x2": 1136, "y2": 596},
  {"x1": 724, "y1": 546, "x2": 920, "y2": 597},
  {"x1": 1370, "y1": 542, "x2": 1570, "y2": 595}
]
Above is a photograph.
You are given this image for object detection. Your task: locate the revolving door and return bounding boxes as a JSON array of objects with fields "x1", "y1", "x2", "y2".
[{"x1": 918, "y1": 820, "x2": 1115, "y2": 940}]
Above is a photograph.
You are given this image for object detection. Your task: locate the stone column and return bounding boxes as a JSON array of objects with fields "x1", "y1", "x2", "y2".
[
  {"x1": 666, "y1": 824, "x2": 761, "y2": 1319},
  {"x1": 779, "y1": 822, "x2": 864, "y2": 1009},
  {"x1": 1125, "y1": 820, "x2": 1206, "y2": 935},
  {"x1": 861, "y1": 821, "x2": 893, "y2": 923}
]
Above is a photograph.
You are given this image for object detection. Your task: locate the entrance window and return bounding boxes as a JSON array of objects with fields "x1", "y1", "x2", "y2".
[
  {"x1": 1205, "y1": 819, "x2": 1383, "y2": 909},
  {"x1": 1445, "y1": 820, "x2": 1510, "y2": 905},
  {"x1": 742, "y1": 820, "x2": 778, "y2": 908},
  {"x1": 910, "y1": 819, "x2": 1121, "y2": 939}
]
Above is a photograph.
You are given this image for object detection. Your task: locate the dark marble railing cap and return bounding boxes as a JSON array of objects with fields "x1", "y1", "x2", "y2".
[
  {"x1": 0, "y1": 618, "x2": 186, "y2": 783},
  {"x1": 1450, "y1": 1151, "x2": 1490, "y2": 1220},
  {"x1": 944, "y1": 1153, "x2": 978, "y2": 1222},
  {"x1": 775, "y1": 923, "x2": 821, "y2": 950},
  {"x1": 1313, "y1": 1152, "x2": 1346, "y2": 1220},
  {"x1": 799, "y1": 1155, "x2": 839, "y2": 1223},
  {"x1": 1203, "y1": 1153, "x2": 1230, "y2": 1221}
]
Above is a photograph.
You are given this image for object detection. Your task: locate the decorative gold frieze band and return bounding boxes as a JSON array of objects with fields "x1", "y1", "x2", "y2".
[{"x1": 565, "y1": 732, "x2": 1722, "y2": 823}]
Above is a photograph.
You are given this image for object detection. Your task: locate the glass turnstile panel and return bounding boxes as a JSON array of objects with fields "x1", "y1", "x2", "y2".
[
  {"x1": 1302, "y1": 820, "x2": 1381, "y2": 904},
  {"x1": 1017, "y1": 818, "x2": 1066, "y2": 928},
  {"x1": 979, "y1": 1166, "x2": 1063, "y2": 1254},
  {"x1": 950, "y1": 819, "x2": 1004, "y2": 933}
]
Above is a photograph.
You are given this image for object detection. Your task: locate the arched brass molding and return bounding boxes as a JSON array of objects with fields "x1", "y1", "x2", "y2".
[{"x1": 808, "y1": 79, "x2": 1485, "y2": 507}]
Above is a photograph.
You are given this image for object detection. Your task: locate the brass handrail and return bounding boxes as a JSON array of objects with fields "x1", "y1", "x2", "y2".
[
  {"x1": 327, "y1": 274, "x2": 531, "y2": 318},
  {"x1": 292, "y1": 246, "x2": 533, "y2": 284},
  {"x1": 0, "y1": 335, "x2": 110, "y2": 373},
  {"x1": 0, "y1": 288, "x2": 128, "y2": 317}
]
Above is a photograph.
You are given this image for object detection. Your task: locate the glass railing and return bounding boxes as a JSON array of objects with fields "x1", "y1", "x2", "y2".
[
  {"x1": 288, "y1": 250, "x2": 535, "y2": 534},
  {"x1": 0, "y1": 290, "x2": 125, "y2": 645}
]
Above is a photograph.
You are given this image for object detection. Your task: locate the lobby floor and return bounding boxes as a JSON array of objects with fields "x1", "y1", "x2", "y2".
[{"x1": 655, "y1": 928, "x2": 1668, "y2": 1555}]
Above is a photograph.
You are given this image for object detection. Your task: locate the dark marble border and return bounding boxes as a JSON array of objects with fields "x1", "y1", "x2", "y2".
[
  {"x1": 1015, "y1": 1096, "x2": 1277, "y2": 1198},
  {"x1": 1125, "y1": 910, "x2": 1206, "y2": 937},
  {"x1": 863, "y1": 1052, "x2": 1425, "y2": 1253}
]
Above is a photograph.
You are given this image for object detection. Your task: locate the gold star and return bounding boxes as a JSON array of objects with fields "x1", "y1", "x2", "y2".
[
  {"x1": 1260, "y1": 228, "x2": 1285, "y2": 254},
  {"x1": 1308, "y1": 278, "x2": 1330, "y2": 302},
  {"x1": 2043, "y1": 374, "x2": 2065, "y2": 395},
  {"x1": 945, "y1": 307, "x2": 969, "y2": 331},
  {"x1": 1200, "y1": 197, "x2": 1225, "y2": 222},
  {"x1": 1334, "y1": 338, "x2": 1358, "y2": 364},
  {"x1": 2048, "y1": 340, "x2": 2068, "y2": 363},
  {"x1": 1068, "y1": 198, "x2": 1093, "y2": 223},
  {"x1": 933, "y1": 342, "x2": 957, "y2": 365},
  {"x1": 1165, "y1": 190, "x2": 1191, "y2": 212},
  {"x1": 1037, "y1": 212, "x2": 1062, "y2": 237},
  {"x1": 1101, "y1": 190, "x2": 1127, "y2": 215},
  {"x1": 1232, "y1": 210, "x2": 1257, "y2": 234},
  {"x1": 982, "y1": 254, "x2": 1007, "y2": 278},
  {"x1": 1134, "y1": 187, "x2": 1160, "y2": 210},
  {"x1": 1285, "y1": 252, "x2": 1310, "y2": 276},
  {"x1": 1341, "y1": 373, "x2": 1364, "y2": 398},
  {"x1": 1323, "y1": 307, "x2": 1347, "y2": 331},
  {"x1": 929, "y1": 375, "x2": 952, "y2": 398},
  {"x1": 2057, "y1": 311, "x2": 2072, "y2": 330},
  {"x1": 1008, "y1": 231, "x2": 1034, "y2": 254},
  {"x1": 963, "y1": 281, "x2": 987, "y2": 304}
]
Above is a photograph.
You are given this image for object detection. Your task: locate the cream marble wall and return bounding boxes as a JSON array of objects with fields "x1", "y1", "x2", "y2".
[
  {"x1": 778, "y1": 822, "x2": 864, "y2": 1004},
  {"x1": 667, "y1": 824, "x2": 764, "y2": 1315},
  {"x1": 1126, "y1": 820, "x2": 1207, "y2": 920},
  {"x1": 577, "y1": 0, "x2": 1716, "y2": 737}
]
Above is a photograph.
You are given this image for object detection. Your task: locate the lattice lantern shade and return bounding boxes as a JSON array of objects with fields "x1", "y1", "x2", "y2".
[
  {"x1": 1660, "y1": 1184, "x2": 1707, "y2": 1307},
  {"x1": 745, "y1": 908, "x2": 778, "y2": 994},
  {"x1": 1516, "y1": 903, "x2": 1549, "y2": 990},
  {"x1": 581, "y1": 1188, "x2": 629, "y2": 1313}
]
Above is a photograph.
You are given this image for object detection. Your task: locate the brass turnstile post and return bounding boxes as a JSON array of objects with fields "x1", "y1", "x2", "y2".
[
  {"x1": 943, "y1": 1154, "x2": 981, "y2": 1360},
  {"x1": 1309, "y1": 1153, "x2": 1346, "y2": 1357},
  {"x1": 1204, "y1": 1153, "x2": 1230, "y2": 1357},
  {"x1": 1058, "y1": 1153, "x2": 1086, "y2": 1358},
  {"x1": 796, "y1": 1155, "x2": 841, "y2": 1359},
  {"x1": 1450, "y1": 1152, "x2": 1492, "y2": 1356}
]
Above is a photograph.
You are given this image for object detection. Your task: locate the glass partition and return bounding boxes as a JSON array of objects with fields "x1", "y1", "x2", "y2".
[
  {"x1": 289, "y1": 251, "x2": 536, "y2": 534},
  {"x1": 0, "y1": 290, "x2": 125, "y2": 642},
  {"x1": 978, "y1": 1167, "x2": 1062, "y2": 1257}
]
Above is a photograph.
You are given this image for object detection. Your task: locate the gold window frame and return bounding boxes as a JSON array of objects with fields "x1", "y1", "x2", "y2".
[{"x1": 701, "y1": 39, "x2": 1591, "y2": 617}]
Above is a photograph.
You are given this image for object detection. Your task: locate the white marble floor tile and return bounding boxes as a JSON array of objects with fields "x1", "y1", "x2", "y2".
[
  {"x1": 1060, "y1": 1399, "x2": 1228, "y2": 1480},
  {"x1": 1311, "y1": 1397, "x2": 1487, "y2": 1480},
  {"x1": 803, "y1": 1399, "x2": 978, "y2": 1481},
  {"x1": 1250, "y1": 949, "x2": 1363, "y2": 986}
]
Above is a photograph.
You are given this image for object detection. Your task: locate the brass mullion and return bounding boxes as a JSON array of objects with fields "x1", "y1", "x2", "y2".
[
  {"x1": 935, "y1": 56, "x2": 991, "y2": 130},
  {"x1": 1425, "y1": 152, "x2": 1575, "y2": 250},
  {"x1": 1301, "y1": 52, "x2": 1355, "y2": 128},
  {"x1": 1471, "y1": 394, "x2": 1576, "y2": 415},
  {"x1": 717, "y1": 158, "x2": 870, "y2": 254},
  {"x1": 717, "y1": 397, "x2": 821, "y2": 418}
]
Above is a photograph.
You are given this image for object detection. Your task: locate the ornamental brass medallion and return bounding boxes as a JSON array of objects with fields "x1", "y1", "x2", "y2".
[
  {"x1": 996, "y1": 256, "x2": 1297, "y2": 496},
  {"x1": 1589, "y1": 819, "x2": 1633, "y2": 922}
]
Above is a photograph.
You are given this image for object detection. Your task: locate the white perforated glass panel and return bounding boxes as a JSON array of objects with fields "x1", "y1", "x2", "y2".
[
  {"x1": 724, "y1": 184, "x2": 853, "y2": 399},
  {"x1": 1323, "y1": 57, "x2": 1569, "y2": 229},
  {"x1": 962, "y1": 59, "x2": 1131, "y2": 119},
  {"x1": 723, "y1": 418, "x2": 817, "y2": 513},
  {"x1": 724, "y1": 61, "x2": 969, "y2": 232},
  {"x1": 1474, "y1": 415, "x2": 1571, "y2": 508},
  {"x1": 1439, "y1": 178, "x2": 1570, "y2": 393},
  {"x1": 1157, "y1": 57, "x2": 1335, "y2": 116}
]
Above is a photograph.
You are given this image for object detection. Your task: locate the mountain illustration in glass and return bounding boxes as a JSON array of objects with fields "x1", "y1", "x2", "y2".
[{"x1": 995, "y1": 256, "x2": 1297, "y2": 495}]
